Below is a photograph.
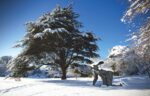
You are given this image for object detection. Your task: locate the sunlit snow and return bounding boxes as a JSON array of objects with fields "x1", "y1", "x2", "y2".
[{"x1": 0, "y1": 76, "x2": 150, "y2": 96}]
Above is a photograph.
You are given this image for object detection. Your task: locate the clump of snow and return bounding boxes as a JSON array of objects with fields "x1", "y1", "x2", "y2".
[
  {"x1": 33, "y1": 28, "x2": 69, "y2": 39},
  {"x1": 34, "y1": 33, "x2": 45, "y2": 39},
  {"x1": 125, "y1": 35, "x2": 138, "y2": 42},
  {"x1": 99, "y1": 67, "x2": 113, "y2": 72},
  {"x1": 108, "y1": 45, "x2": 130, "y2": 58},
  {"x1": 43, "y1": 28, "x2": 69, "y2": 34}
]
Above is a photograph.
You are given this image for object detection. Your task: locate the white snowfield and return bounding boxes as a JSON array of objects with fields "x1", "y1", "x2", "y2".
[{"x1": 0, "y1": 76, "x2": 150, "y2": 96}]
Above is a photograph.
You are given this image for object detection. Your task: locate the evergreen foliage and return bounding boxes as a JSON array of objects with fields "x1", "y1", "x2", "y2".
[{"x1": 9, "y1": 5, "x2": 99, "y2": 79}]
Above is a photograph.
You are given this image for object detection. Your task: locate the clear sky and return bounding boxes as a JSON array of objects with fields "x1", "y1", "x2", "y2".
[{"x1": 0, "y1": 0, "x2": 130, "y2": 59}]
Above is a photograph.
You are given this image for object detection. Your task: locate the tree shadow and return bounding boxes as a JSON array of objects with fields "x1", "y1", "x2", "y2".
[
  {"x1": 40, "y1": 79, "x2": 95, "y2": 87},
  {"x1": 40, "y1": 76, "x2": 150, "y2": 90}
]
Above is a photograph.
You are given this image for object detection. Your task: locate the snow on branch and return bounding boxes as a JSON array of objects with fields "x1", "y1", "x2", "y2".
[
  {"x1": 43, "y1": 28, "x2": 69, "y2": 34},
  {"x1": 121, "y1": 0, "x2": 150, "y2": 23}
]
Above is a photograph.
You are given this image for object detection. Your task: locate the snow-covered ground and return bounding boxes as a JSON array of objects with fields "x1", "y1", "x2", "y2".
[{"x1": 0, "y1": 76, "x2": 150, "y2": 96}]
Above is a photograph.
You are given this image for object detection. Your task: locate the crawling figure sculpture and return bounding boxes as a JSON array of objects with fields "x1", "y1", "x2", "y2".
[{"x1": 92, "y1": 61, "x2": 113, "y2": 86}]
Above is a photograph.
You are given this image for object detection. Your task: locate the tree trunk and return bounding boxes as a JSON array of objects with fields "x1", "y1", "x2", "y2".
[
  {"x1": 61, "y1": 67, "x2": 67, "y2": 80},
  {"x1": 60, "y1": 61, "x2": 67, "y2": 80},
  {"x1": 59, "y1": 50, "x2": 67, "y2": 80}
]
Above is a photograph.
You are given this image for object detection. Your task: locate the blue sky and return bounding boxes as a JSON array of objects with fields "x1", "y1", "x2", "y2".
[{"x1": 0, "y1": 0, "x2": 130, "y2": 59}]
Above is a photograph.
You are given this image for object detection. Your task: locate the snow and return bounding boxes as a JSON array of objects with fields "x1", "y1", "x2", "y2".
[
  {"x1": 99, "y1": 67, "x2": 113, "y2": 72},
  {"x1": 43, "y1": 28, "x2": 69, "y2": 34},
  {"x1": 126, "y1": 35, "x2": 138, "y2": 42},
  {"x1": 0, "y1": 76, "x2": 150, "y2": 96},
  {"x1": 34, "y1": 33, "x2": 45, "y2": 39},
  {"x1": 33, "y1": 28, "x2": 69, "y2": 39},
  {"x1": 108, "y1": 45, "x2": 130, "y2": 58}
]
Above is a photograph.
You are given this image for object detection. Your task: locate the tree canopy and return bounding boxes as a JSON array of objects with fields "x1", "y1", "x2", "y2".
[
  {"x1": 9, "y1": 5, "x2": 99, "y2": 79},
  {"x1": 121, "y1": 0, "x2": 150, "y2": 77}
]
